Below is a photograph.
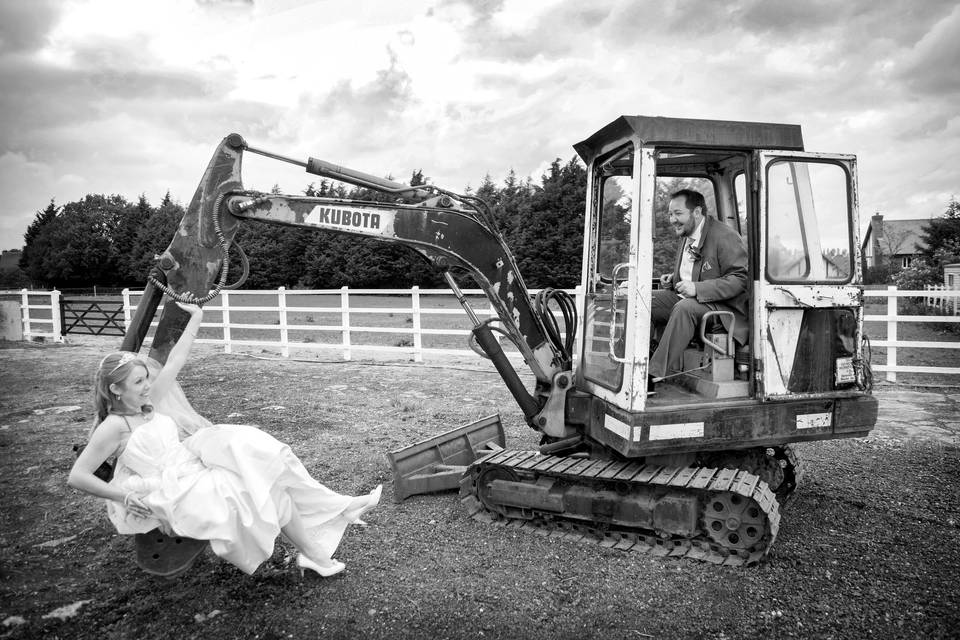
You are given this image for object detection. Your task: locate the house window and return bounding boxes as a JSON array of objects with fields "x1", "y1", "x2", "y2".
[{"x1": 901, "y1": 256, "x2": 913, "y2": 268}]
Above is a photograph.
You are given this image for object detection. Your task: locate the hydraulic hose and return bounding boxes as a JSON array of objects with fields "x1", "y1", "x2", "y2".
[{"x1": 534, "y1": 288, "x2": 577, "y2": 368}]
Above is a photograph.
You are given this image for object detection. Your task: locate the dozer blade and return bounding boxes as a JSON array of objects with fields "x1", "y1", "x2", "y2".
[{"x1": 388, "y1": 413, "x2": 505, "y2": 502}]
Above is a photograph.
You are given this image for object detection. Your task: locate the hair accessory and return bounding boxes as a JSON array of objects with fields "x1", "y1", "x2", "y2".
[{"x1": 101, "y1": 351, "x2": 139, "y2": 374}]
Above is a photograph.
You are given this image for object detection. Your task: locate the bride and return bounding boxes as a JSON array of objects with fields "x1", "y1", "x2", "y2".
[{"x1": 68, "y1": 299, "x2": 380, "y2": 577}]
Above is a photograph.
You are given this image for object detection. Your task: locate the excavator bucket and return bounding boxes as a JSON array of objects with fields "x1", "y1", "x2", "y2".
[
  {"x1": 134, "y1": 530, "x2": 207, "y2": 578},
  {"x1": 388, "y1": 414, "x2": 506, "y2": 502}
]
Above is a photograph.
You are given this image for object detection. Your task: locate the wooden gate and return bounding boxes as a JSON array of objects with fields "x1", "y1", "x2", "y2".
[{"x1": 60, "y1": 296, "x2": 126, "y2": 336}]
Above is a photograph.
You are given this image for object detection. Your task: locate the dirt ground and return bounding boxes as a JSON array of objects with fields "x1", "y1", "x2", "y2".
[{"x1": 1, "y1": 336, "x2": 959, "y2": 640}]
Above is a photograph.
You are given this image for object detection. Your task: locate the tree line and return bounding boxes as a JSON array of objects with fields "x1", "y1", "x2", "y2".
[
  {"x1": 17, "y1": 159, "x2": 591, "y2": 291},
  {"x1": 27, "y1": 158, "x2": 954, "y2": 294}
]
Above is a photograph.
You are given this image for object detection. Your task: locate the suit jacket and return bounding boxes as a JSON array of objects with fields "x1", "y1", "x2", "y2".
[{"x1": 672, "y1": 216, "x2": 749, "y2": 344}]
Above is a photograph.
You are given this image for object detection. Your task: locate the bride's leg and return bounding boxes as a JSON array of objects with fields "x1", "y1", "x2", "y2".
[
  {"x1": 342, "y1": 484, "x2": 382, "y2": 524},
  {"x1": 281, "y1": 509, "x2": 343, "y2": 576}
]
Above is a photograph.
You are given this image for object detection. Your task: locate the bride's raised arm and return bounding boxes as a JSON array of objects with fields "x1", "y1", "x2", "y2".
[{"x1": 149, "y1": 299, "x2": 203, "y2": 402}]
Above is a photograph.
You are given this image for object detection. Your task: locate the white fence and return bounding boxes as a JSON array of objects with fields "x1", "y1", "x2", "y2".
[
  {"x1": 12, "y1": 286, "x2": 960, "y2": 381},
  {"x1": 13, "y1": 286, "x2": 582, "y2": 362},
  {"x1": 924, "y1": 284, "x2": 960, "y2": 315},
  {"x1": 15, "y1": 289, "x2": 63, "y2": 343},
  {"x1": 864, "y1": 286, "x2": 960, "y2": 382}
]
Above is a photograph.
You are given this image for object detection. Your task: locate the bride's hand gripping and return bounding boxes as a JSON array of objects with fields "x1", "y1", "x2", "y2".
[
  {"x1": 173, "y1": 295, "x2": 203, "y2": 318},
  {"x1": 123, "y1": 492, "x2": 152, "y2": 519}
]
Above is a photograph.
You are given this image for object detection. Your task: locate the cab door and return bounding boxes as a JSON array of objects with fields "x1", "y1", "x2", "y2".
[
  {"x1": 755, "y1": 152, "x2": 863, "y2": 399},
  {"x1": 577, "y1": 143, "x2": 655, "y2": 412}
]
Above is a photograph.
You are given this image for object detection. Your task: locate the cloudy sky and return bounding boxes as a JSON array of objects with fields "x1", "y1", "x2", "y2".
[{"x1": 1, "y1": 0, "x2": 958, "y2": 253}]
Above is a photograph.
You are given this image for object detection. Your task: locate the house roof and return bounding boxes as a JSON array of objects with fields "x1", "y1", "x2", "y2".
[{"x1": 862, "y1": 218, "x2": 929, "y2": 255}]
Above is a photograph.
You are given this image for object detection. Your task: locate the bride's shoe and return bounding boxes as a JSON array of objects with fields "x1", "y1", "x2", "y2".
[
  {"x1": 366, "y1": 484, "x2": 382, "y2": 511},
  {"x1": 353, "y1": 484, "x2": 382, "y2": 526},
  {"x1": 297, "y1": 554, "x2": 345, "y2": 578}
]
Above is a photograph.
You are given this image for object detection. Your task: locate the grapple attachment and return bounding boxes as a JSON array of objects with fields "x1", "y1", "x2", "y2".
[{"x1": 388, "y1": 414, "x2": 506, "y2": 502}]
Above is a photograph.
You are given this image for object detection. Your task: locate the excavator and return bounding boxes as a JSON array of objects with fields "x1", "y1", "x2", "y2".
[{"x1": 121, "y1": 115, "x2": 878, "y2": 574}]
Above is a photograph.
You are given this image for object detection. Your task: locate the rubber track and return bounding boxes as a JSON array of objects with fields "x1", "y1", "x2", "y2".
[
  {"x1": 775, "y1": 444, "x2": 803, "y2": 507},
  {"x1": 459, "y1": 450, "x2": 781, "y2": 566}
]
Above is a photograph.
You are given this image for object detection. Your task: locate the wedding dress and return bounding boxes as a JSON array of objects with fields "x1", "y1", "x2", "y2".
[{"x1": 106, "y1": 411, "x2": 373, "y2": 575}]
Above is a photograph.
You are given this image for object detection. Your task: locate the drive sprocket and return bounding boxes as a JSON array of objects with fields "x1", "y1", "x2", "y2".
[{"x1": 702, "y1": 491, "x2": 769, "y2": 550}]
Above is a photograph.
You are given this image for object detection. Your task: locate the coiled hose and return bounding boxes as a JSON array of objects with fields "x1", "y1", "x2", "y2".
[{"x1": 147, "y1": 192, "x2": 249, "y2": 304}]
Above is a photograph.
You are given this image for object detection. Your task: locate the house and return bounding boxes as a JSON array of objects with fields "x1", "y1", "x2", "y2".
[
  {"x1": 0, "y1": 249, "x2": 22, "y2": 273},
  {"x1": 946, "y1": 263, "x2": 960, "y2": 289},
  {"x1": 861, "y1": 213, "x2": 928, "y2": 269}
]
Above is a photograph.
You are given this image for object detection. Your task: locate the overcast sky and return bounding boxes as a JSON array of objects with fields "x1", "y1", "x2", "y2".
[{"x1": 1, "y1": 0, "x2": 958, "y2": 253}]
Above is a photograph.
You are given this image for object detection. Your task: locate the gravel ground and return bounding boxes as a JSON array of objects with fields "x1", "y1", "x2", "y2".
[{"x1": 1, "y1": 337, "x2": 958, "y2": 639}]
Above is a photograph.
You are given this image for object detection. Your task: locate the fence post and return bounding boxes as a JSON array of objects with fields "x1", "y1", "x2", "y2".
[
  {"x1": 341, "y1": 286, "x2": 351, "y2": 361},
  {"x1": 122, "y1": 288, "x2": 132, "y2": 332},
  {"x1": 886, "y1": 285, "x2": 897, "y2": 383},
  {"x1": 411, "y1": 285, "x2": 423, "y2": 363},
  {"x1": 20, "y1": 288, "x2": 31, "y2": 341},
  {"x1": 221, "y1": 290, "x2": 232, "y2": 355},
  {"x1": 51, "y1": 289, "x2": 64, "y2": 343},
  {"x1": 278, "y1": 287, "x2": 289, "y2": 358}
]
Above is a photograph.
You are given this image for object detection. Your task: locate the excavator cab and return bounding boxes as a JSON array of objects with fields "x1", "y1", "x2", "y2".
[{"x1": 572, "y1": 116, "x2": 875, "y2": 459}]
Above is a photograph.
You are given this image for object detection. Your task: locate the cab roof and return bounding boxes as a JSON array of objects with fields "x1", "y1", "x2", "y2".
[{"x1": 573, "y1": 115, "x2": 804, "y2": 165}]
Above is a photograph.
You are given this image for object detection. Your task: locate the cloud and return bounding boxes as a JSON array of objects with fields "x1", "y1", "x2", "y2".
[
  {"x1": 728, "y1": 0, "x2": 841, "y2": 35},
  {"x1": 0, "y1": 151, "x2": 59, "y2": 249},
  {"x1": 439, "y1": 0, "x2": 506, "y2": 23},
  {"x1": 0, "y1": 0, "x2": 957, "y2": 253},
  {"x1": 0, "y1": 0, "x2": 60, "y2": 54},
  {"x1": 298, "y1": 47, "x2": 416, "y2": 153},
  {"x1": 0, "y1": 55, "x2": 233, "y2": 161},
  {"x1": 895, "y1": 3, "x2": 960, "y2": 96},
  {"x1": 435, "y1": 0, "x2": 607, "y2": 63},
  {"x1": 197, "y1": 0, "x2": 253, "y2": 6}
]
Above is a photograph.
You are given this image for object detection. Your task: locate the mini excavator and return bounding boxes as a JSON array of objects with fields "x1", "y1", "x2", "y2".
[{"x1": 122, "y1": 116, "x2": 877, "y2": 574}]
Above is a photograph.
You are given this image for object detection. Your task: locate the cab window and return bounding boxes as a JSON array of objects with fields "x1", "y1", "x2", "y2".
[
  {"x1": 766, "y1": 161, "x2": 853, "y2": 283},
  {"x1": 582, "y1": 145, "x2": 634, "y2": 391}
]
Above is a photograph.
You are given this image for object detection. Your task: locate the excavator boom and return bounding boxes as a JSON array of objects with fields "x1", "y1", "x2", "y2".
[{"x1": 128, "y1": 133, "x2": 574, "y2": 434}]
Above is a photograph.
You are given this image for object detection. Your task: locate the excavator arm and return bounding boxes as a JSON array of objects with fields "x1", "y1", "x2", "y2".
[{"x1": 124, "y1": 133, "x2": 577, "y2": 436}]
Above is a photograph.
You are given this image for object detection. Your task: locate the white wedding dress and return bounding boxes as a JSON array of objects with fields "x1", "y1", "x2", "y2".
[{"x1": 106, "y1": 412, "x2": 371, "y2": 574}]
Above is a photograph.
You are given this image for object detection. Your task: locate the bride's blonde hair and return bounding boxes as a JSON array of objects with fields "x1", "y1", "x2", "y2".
[
  {"x1": 91, "y1": 351, "x2": 152, "y2": 433},
  {"x1": 90, "y1": 352, "x2": 213, "y2": 440}
]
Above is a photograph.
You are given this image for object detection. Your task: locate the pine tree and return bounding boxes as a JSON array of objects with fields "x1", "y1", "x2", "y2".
[
  {"x1": 19, "y1": 200, "x2": 59, "y2": 284},
  {"x1": 512, "y1": 158, "x2": 586, "y2": 288},
  {"x1": 125, "y1": 198, "x2": 183, "y2": 283},
  {"x1": 114, "y1": 194, "x2": 153, "y2": 283},
  {"x1": 918, "y1": 197, "x2": 960, "y2": 260}
]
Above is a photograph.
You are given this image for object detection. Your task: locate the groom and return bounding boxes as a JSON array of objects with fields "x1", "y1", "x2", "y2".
[{"x1": 649, "y1": 189, "x2": 749, "y2": 381}]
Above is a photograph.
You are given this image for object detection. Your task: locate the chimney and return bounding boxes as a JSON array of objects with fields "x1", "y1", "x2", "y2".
[{"x1": 872, "y1": 212, "x2": 883, "y2": 239}]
